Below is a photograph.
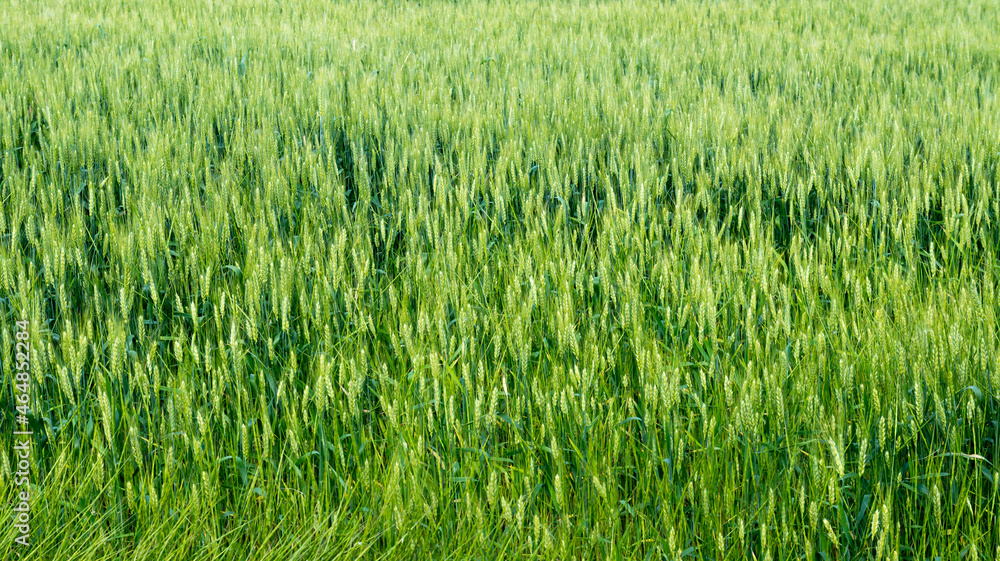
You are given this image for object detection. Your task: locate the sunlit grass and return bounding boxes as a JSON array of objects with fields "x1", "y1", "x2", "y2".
[{"x1": 1, "y1": 0, "x2": 999, "y2": 559}]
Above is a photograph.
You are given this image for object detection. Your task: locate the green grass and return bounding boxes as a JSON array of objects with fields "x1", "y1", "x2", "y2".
[{"x1": 1, "y1": 0, "x2": 999, "y2": 559}]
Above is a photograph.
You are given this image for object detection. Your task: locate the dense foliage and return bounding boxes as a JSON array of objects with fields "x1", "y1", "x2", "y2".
[{"x1": 1, "y1": 0, "x2": 999, "y2": 559}]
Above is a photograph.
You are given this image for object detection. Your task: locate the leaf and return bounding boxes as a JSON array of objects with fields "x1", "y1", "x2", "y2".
[
  {"x1": 619, "y1": 500, "x2": 635, "y2": 516},
  {"x1": 981, "y1": 466, "x2": 994, "y2": 483},
  {"x1": 957, "y1": 385, "x2": 983, "y2": 401},
  {"x1": 910, "y1": 472, "x2": 950, "y2": 480},
  {"x1": 933, "y1": 452, "x2": 992, "y2": 466},
  {"x1": 498, "y1": 413, "x2": 522, "y2": 432},
  {"x1": 294, "y1": 451, "x2": 320, "y2": 466},
  {"x1": 618, "y1": 416, "x2": 645, "y2": 428},
  {"x1": 855, "y1": 494, "x2": 871, "y2": 526}
]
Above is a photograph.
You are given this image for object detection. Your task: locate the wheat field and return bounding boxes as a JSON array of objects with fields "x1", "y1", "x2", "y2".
[{"x1": 1, "y1": 0, "x2": 999, "y2": 559}]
